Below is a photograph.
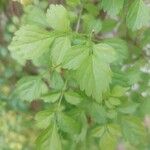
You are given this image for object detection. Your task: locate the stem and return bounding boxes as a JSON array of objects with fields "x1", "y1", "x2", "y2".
[
  {"x1": 57, "y1": 80, "x2": 67, "y2": 108},
  {"x1": 75, "y1": 6, "x2": 83, "y2": 33}
]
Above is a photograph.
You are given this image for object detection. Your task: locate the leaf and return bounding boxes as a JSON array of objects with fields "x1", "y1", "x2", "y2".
[
  {"x1": 108, "y1": 97, "x2": 121, "y2": 106},
  {"x1": 35, "y1": 109, "x2": 54, "y2": 129},
  {"x1": 103, "y1": 38, "x2": 128, "y2": 63},
  {"x1": 23, "y1": 5, "x2": 49, "y2": 27},
  {"x1": 99, "y1": 131, "x2": 117, "y2": 150},
  {"x1": 126, "y1": 0, "x2": 149, "y2": 31},
  {"x1": 91, "y1": 126, "x2": 105, "y2": 138},
  {"x1": 99, "y1": 123, "x2": 121, "y2": 150},
  {"x1": 50, "y1": 71, "x2": 64, "y2": 90},
  {"x1": 41, "y1": 91, "x2": 61, "y2": 103},
  {"x1": 87, "y1": 102, "x2": 107, "y2": 124},
  {"x1": 76, "y1": 43, "x2": 115, "y2": 102},
  {"x1": 102, "y1": 19, "x2": 117, "y2": 32},
  {"x1": 46, "y1": 4, "x2": 70, "y2": 31},
  {"x1": 51, "y1": 36, "x2": 71, "y2": 66},
  {"x1": 64, "y1": 91, "x2": 83, "y2": 105},
  {"x1": 14, "y1": 76, "x2": 48, "y2": 102},
  {"x1": 8, "y1": 25, "x2": 54, "y2": 65},
  {"x1": 101, "y1": 0, "x2": 124, "y2": 16},
  {"x1": 57, "y1": 112, "x2": 81, "y2": 134},
  {"x1": 111, "y1": 85, "x2": 129, "y2": 97},
  {"x1": 82, "y1": 14, "x2": 102, "y2": 34},
  {"x1": 37, "y1": 125, "x2": 62, "y2": 150},
  {"x1": 118, "y1": 102, "x2": 139, "y2": 114},
  {"x1": 121, "y1": 116, "x2": 146, "y2": 145},
  {"x1": 62, "y1": 45, "x2": 89, "y2": 70}
]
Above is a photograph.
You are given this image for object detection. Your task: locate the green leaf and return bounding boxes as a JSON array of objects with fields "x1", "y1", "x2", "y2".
[
  {"x1": 82, "y1": 15, "x2": 102, "y2": 34},
  {"x1": 62, "y1": 45, "x2": 89, "y2": 70},
  {"x1": 101, "y1": 0, "x2": 124, "y2": 16},
  {"x1": 9, "y1": 25, "x2": 54, "y2": 65},
  {"x1": 64, "y1": 91, "x2": 83, "y2": 105},
  {"x1": 108, "y1": 97, "x2": 121, "y2": 106},
  {"x1": 50, "y1": 71, "x2": 64, "y2": 90},
  {"x1": 51, "y1": 36, "x2": 71, "y2": 66},
  {"x1": 127, "y1": 0, "x2": 149, "y2": 31},
  {"x1": 91, "y1": 126, "x2": 105, "y2": 138},
  {"x1": 99, "y1": 123, "x2": 121, "y2": 150},
  {"x1": 99, "y1": 131, "x2": 117, "y2": 150},
  {"x1": 46, "y1": 4, "x2": 70, "y2": 31},
  {"x1": 41, "y1": 91, "x2": 61, "y2": 103},
  {"x1": 23, "y1": 5, "x2": 49, "y2": 27},
  {"x1": 111, "y1": 85, "x2": 129, "y2": 97},
  {"x1": 57, "y1": 112, "x2": 81, "y2": 134},
  {"x1": 121, "y1": 116, "x2": 146, "y2": 145},
  {"x1": 14, "y1": 76, "x2": 48, "y2": 102},
  {"x1": 37, "y1": 125, "x2": 62, "y2": 150},
  {"x1": 76, "y1": 43, "x2": 115, "y2": 102},
  {"x1": 118, "y1": 102, "x2": 139, "y2": 114},
  {"x1": 87, "y1": 102, "x2": 107, "y2": 124},
  {"x1": 103, "y1": 38, "x2": 128, "y2": 63},
  {"x1": 35, "y1": 109, "x2": 54, "y2": 129},
  {"x1": 102, "y1": 19, "x2": 117, "y2": 33}
]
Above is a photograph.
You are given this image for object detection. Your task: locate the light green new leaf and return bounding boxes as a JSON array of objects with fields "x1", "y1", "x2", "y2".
[
  {"x1": 50, "y1": 71, "x2": 64, "y2": 90},
  {"x1": 121, "y1": 116, "x2": 146, "y2": 145},
  {"x1": 23, "y1": 5, "x2": 49, "y2": 27},
  {"x1": 62, "y1": 45, "x2": 89, "y2": 70},
  {"x1": 64, "y1": 91, "x2": 83, "y2": 105},
  {"x1": 99, "y1": 131, "x2": 118, "y2": 150},
  {"x1": 108, "y1": 97, "x2": 121, "y2": 106},
  {"x1": 37, "y1": 125, "x2": 62, "y2": 150},
  {"x1": 14, "y1": 76, "x2": 48, "y2": 102},
  {"x1": 51, "y1": 36, "x2": 71, "y2": 66},
  {"x1": 35, "y1": 109, "x2": 54, "y2": 129},
  {"x1": 111, "y1": 85, "x2": 129, "y2": 97},
  {"x1": 46, "y1": 4, "x2": 70, "y2": 31},
  {"x1": 103, "y1": 38, "x2": 128, "y2": 63},
  {"x1": 41, "y1": 91, "x2": 61, "y2": 103},
  {"x1": 91, "y1": 126, "x2": 105, "y2": 138},
  {"x1": 9, "y1": 25, "x2": 54, "y2": 65},
  {"x1": 127, "y1": 0, "x2": 149, "y2": 31},
  {"x1": 76, "y1": 44, "x2": 115, "y2": 102},
  {"x1": 101, "y1": 0, "x2": 124, "y2": 16},
  {"x1": 99, "y1": 123, "x2": 121, "y2": 150}
]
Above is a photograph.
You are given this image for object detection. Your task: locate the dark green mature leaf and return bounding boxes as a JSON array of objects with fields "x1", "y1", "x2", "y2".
[
  {"x1": 9, "y1": 25, "x2": 54, "y2": 64},
  {"x1": 14, "y1": 76, "x2": 48, "y2": 102},
  {"x1": 46, "y1": 4, "x2": 70, "y2": 31},
  {"x1": 121, "y1": 116, "x2": 146, "y2": 145},
  {"x1": 127, "y1": 0, "x2": 149, "y2": 31},
  {"x1": 87, "y1": 102, "x2": 107, "y2": 124},
  {"x1": 101, "y1": 0, "x2": 124, "y2": 16},
  {"x1": 57, "y1": 112, "x2": 81, "y2": 134},
  {"x1": 51, "y1": 36, "x2": 71, "y2": 66},
  {"x1": 82, "y1": 15, "x2": 102, "y2": 34}
]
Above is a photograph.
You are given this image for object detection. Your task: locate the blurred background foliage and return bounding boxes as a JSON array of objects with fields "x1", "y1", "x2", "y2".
[{"x1": 0, "y1": 0, "x2": 150, "y2": 150}]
